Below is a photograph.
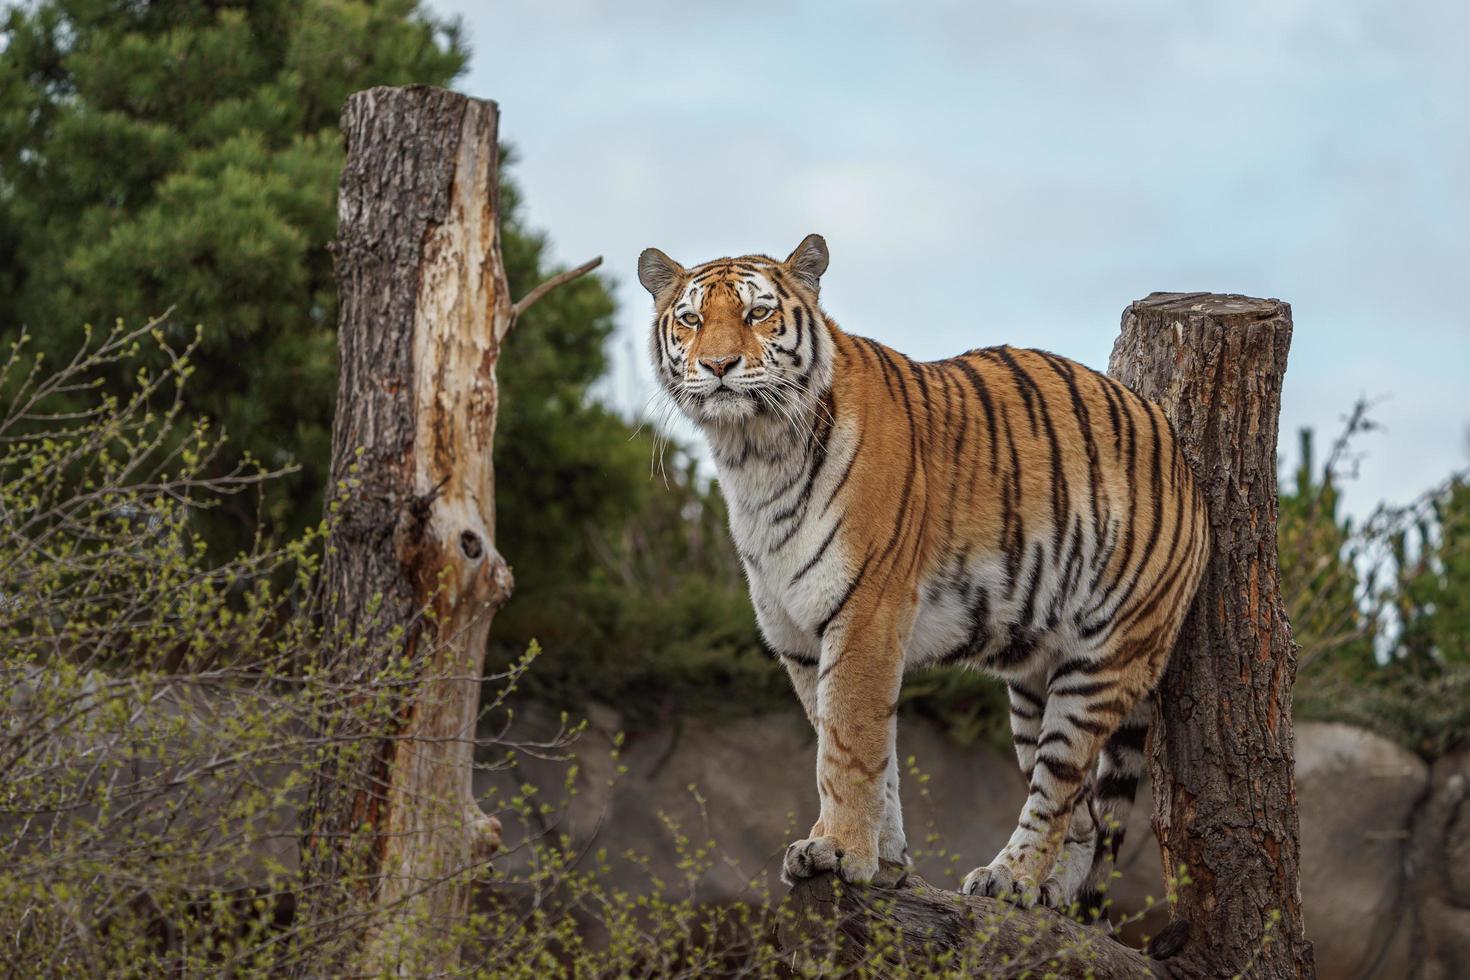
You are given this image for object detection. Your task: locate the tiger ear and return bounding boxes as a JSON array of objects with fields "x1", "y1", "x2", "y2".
[
  {"x1": 638, "y1": 248, "x2": 685, "y2": 300},
  {"x1": 784, "y1": 234, "x2": 829, "y2": 293}
]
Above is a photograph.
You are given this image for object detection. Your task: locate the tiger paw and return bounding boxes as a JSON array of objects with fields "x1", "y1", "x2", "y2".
[
  {"x1": 961, "y1": 863, "x2": 1044, "y2": 908},
  {"x1": 872, "y1": 858, "x2": 911, "y2": 890},
  {"x1": 781, "y1": 836, "x2": 879, "y2": 886},
  {"x1": 1035, "y1": 875, "x2": 1067, "y2": 909}
]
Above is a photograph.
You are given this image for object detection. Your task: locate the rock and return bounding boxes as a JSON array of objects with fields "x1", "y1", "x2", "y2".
[
  {"x1": 479, "y1": 705, "x2": 818, "y2": 901},
  {"x1": 891, "y1": 718, "x2": 1029, "y2": 890},
  {"x1": 1102, "y1": 781, "x2": 1172, "y2": 942},
  {"x1": 481, "y1": 706, "x2": 1454, "y2": 980},
  {"x1": 1407, "y1": 748, "x2": 1470, "y2": 980},
  {"x1": 1295, "y1": 722, "x2": 1428, "y2": 980},
  {"x1": 1105, "y1": 722, "x2": 1430, "y2": 978},
  {"x1": 479, "y1": 706, "x2": 1026, "y2": 903}
]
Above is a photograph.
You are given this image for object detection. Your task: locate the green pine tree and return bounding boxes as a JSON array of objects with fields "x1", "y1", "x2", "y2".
[
  {"x1": 1395, "y1": 475, "x2": 1470, "y2": 669},
  {"x1": 0, "y1": 0, "x2": 465, "y2": 534},
  {"x1": 0, "y1": 0, "x2": 772, "y2": 721},
  {"x1": 1278, "y1": 428, "x2": 1377, "y2": 680}
]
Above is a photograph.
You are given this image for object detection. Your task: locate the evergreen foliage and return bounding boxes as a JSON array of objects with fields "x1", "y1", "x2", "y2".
[
  {"x1": 0, "y1": 0, "x2": 465, "y2": 532},
  {"x1": 1392, "y1": 474, "x2": 1470, "y2": 670},
  {"x1": 0, "y1": 0, "x2": 778, "y2": 728},
  {"x1": 1281, "y1": 413, "x2": 1470, "y2": 757},
  {"x1": 1278, "y1": 426, "x2": 1377, "y2": 680}
]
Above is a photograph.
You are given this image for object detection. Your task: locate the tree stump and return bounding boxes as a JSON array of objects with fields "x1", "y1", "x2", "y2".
[
  {"x1": 299, "y1": 85, "x2": 597, "y2": 975},
  {"x1": 779, "y1": 293, "x2": 1315, "y2": 979},
  {"x1": 1110, "y1": 293, "x2": 1314, "y2": 979}
]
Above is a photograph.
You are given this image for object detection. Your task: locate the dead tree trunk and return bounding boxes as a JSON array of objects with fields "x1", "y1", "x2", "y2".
[
  {"x1": 781, "y1": 293, "x2": 1315, "y2": 979},
  {"x1": 299, "y1": 85, "x2": 597, "y2": 976},
  {"x1": 1110, "y1": 293, "x2": 1314, "y2": 979}
]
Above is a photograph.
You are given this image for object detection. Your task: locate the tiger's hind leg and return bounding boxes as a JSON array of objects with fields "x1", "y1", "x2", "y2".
[
  {"x1": 1074, "y1": 695, "x2": 1151, "y2": 920},
  {"x1": 1003, "y1": 675, "x2": 1098, "y2": 909},
  {"x1": 963, "y1": 663, "x2": 1144, "y2": 909},
  {"x1": 1040, "y1": 794, "x2": 1098, "y2": 911}
]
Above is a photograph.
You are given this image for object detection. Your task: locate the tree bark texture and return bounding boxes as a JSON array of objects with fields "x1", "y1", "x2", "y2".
[
  {"x1": 781, "y1": 293, "x2": 1315, "y2": 979},
  {"x1": 303, "y1": 85, "x2": 514, "y2": 976},
  {"x1": 1109, "y1": 293, "x2": 1314, "y2": 979}
]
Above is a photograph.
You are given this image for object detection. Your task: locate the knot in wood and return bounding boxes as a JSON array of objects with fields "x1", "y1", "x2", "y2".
[{"x1": 459, "y1": 530, "x2": 483, "y2": 560}]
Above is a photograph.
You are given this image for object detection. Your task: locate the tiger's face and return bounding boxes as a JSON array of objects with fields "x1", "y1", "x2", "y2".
[{"x1": 639, "y1": 234, "x2": 831, "y2": 426}]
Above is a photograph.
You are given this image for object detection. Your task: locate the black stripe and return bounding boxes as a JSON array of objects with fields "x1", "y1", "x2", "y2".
[
  {"x1": 983, "y1": 346, "x2": 1038, "y2": 433},
  {"x1": 936, "y1": 586, "x2": 991, "y2": 665},
  {"x1": 995, "y1": 348, "x2": 1069, "y2": 553},
  {"x1": 999, "y1": 404, "x2": 1024, "y2": 590},
  {"x1": 1050, "y1": 656, "x2": 1106, "y2": 682},
  {"x1": 1010, "y1": 685, "x2": 1044, "y2": 709},
  {"x1": 1049, "y1": 680, "x2": 1114, "y2": 699},
  {"x1": 1040, "y1": 352, "x2": 1105, "y2": 550},
  {"x1": 790, "y1": 519, "x2": 841, "y2": 586},
  {"x1": 1080, "y1": 400, "x2": 1164, "y2": 637},
  {"x1": 989, "y1": 626, "x2": 1039, "y2": 670},
  {"x1": 821, "y1": 425, "x2": 862, "y2": 516},
  {"x1": 1084, "y1": 382, "x2": 1143, "y2": 621},
  {"x1": 1109, "y1": 722, "x2": 1149, "y2": 751},
  {"x1": 1097, "y1": 773, "x2": 1140, "y2": 799},
  {"x1": 862, "y1": 336, "x2": 899, "y2": 396},
  {"x1": 1098, "y1": 372, "x2": 1125, "y2": 457},
  {"x1": 1016, "y1": 541, "x2": 1045, "y2": 628},
  {"x1": 1086, "y1": 697, "x2": 1130, "y2": 720},
  {"x1": 1034, "y1": 755, "x2": 1085, "y2": 785},
  {"x1": 815, "y1": 553, "x2": 871, "y2": 641},
  {"x1": 907, "y1": 360, "x2": 932, "y2": 453},
  {"x1": 1066, "y1": 713, "x2": 1110, "y2": 736},
  {"x1": 951, "y1": 358, "x2": 1000, "y2": 474},
  {"x1": 1048, "y1": 514, "x2": 1087, "y2": 628},
  {"x1": 1110, "y1": 419, "x2": 1192, "y2": 635},
  {"x1": 769, "y1": 406, "x2": 838, "y2": 552}
]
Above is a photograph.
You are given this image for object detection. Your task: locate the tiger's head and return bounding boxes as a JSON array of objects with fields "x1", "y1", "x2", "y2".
[{"x1": 639, "y1": 234, "x2": 832, "y2": 427}]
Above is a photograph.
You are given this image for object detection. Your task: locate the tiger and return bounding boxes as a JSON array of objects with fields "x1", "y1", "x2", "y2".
[{"x1": 637, "y1": 234, "x2": 1210, "y2": 913}]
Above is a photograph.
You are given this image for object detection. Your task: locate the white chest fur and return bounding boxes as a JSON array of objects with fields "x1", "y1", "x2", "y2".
[{"x1": 706, "y1": 420, "x2": 858, "y2": 658}]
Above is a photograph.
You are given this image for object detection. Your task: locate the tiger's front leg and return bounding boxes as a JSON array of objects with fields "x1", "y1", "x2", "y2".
[{"x1": 781, "y1": 614, "x2": 904, "y2": 887}]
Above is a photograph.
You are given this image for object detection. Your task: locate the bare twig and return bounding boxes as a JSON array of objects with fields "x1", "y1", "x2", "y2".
[{"x1": 510, "y1": 256, "x2": 603, "y2": 325}]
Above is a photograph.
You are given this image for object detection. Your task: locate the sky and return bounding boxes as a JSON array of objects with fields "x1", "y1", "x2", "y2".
[{"x1": 430, "y1": 0, "x2": 1469, "y2": 517}]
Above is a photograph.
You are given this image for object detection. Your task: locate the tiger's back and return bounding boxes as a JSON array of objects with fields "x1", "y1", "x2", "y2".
[
  {"x1": 640, "y1": 234, "x2": 1209, "y2": 913},
  {"x1": 835, "y1": 341, "x2": 1209, "y2": 682}
]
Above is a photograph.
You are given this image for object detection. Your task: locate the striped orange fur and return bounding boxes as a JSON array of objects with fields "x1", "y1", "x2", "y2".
[{"x1": 639, "y1": 235, "x2": 1209, "y2": 912}]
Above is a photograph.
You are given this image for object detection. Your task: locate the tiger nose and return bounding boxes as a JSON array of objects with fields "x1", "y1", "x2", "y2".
[{"x1": 700, "y1": 354, "x2": 741, "y2": 377}]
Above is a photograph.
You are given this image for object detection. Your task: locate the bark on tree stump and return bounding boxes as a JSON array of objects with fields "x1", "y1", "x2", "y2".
[
  {"x1": 1111, "y1": 293, "x2": 1314, "y2": 979},
  {"x1": 779, "y1": 293, "x2": 1316, "y2": 979},
  {"x1": 299, "y1": 85, "x2": 597, "y2": 976}
]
